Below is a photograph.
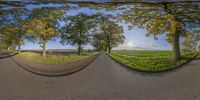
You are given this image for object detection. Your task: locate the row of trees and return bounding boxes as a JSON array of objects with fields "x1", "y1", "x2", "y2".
[
  {"x1": 0, "y1": 7, "x2": 125, "y2": 56},
  {"x1": 1, "y1": 1, "x2": 199, "y2": 61},
  {"x1": 73, "y1": 1, "x2": 200, "y2": 61}
]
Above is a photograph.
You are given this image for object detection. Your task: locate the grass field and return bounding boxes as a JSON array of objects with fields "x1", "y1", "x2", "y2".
[
  {"x1": 109, "y1": 50, "x2": 198, "y2": 72},
  {"x1": 16, "y1": 52, "x2": 98, "y2": 64}
]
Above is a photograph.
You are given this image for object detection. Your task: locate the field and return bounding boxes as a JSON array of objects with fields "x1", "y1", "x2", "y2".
[
  {"x1": 16, "y1": 51, "x2": 98, "y2": 64},
  {"x1": 109, "y1": 50, "x2": 198, "y2": 72}
]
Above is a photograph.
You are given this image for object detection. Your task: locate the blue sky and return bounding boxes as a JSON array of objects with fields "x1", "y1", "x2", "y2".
[{"x1": 4, "y1": 3, "x2": 171, "y2": 50}]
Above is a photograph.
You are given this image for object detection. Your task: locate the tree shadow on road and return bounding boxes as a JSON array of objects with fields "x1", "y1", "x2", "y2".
[
  {"x1": 0, "y1": 53, "x2": 18, "y2": 59},
  {"x1": 192, "y1": 56, "x2": 200, "y2": 61}
]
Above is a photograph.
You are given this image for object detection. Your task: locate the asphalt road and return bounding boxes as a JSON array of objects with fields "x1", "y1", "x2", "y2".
[{"x1": 0, "y1": 52, "x2": 200, "y2": 100}]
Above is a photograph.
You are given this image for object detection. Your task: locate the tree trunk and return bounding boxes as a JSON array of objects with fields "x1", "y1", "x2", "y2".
[
  {"x1": 78, "y1": 44, "x2": 81, "y2": 56},
  {"x1": 18, "y1": 45, "x2": 21, "y2": 54},
  {"x1": 108, "y1": 47, "x2": 111, "y2": 54},
  {"x1": 172, "y1": 32, "x2": 181, "y2": 61},
  {"x1": 107, "y1": 40, "x2": 111, "y2": 54},
  {"x1": 42, "y1": 41, "x2": 46, "y2": 57}
]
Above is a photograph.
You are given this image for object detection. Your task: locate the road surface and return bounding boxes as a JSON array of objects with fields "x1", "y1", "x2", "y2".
[{"x1": 0, "y1": 52, "x2": 200, "y2": 100}]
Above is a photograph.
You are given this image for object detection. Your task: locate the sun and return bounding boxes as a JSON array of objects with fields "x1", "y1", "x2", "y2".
[{"x1": 127, "y1": 41, "x2": 134, "y2": 48}]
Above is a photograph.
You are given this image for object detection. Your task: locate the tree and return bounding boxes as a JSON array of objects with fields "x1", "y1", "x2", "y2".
[
  {"x1": 0, "y1": 24, "x2": 19, "y2": 51},
  {"x1": 101, "y1": 20, "x2": 124, "y2": 54},
  {"x1": 182, "y1": 30, "x2": 200, "y2": 53},
  {"x1": 0, "y1": 23, "x2": 25, "y2": 53},
  {"x1": 24, "y1": 8, "x2": 64, "y2": 56},
  {"x1": 24, "y1": 18, "x2": 57, "y2": 57},
  {"x1": 10, "y1": 8, "x2": 28, "y2": 53},
  {"x1": 91, "y1": 32, "x2": 107, "y2": 51},
  {"x1": 92, "y1": 14, "x2": 125, "y2": 54},
  {"x1": 60, "y1": 13, "x2": 95, "y2": 55},
  {"x1": 0, "y1": 8, "x2": 15, "y2": 50},
  {"x1": 0, "y1": 7, "x2": 29, "y2": 53},
  {"x1": 120, "y1": 3, "x2": 200, "y2": 61},
  {"x1": 197, "y1": 45, "x2": 200, "y2": 52}
]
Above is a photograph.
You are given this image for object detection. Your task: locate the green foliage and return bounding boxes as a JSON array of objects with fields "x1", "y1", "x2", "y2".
[
  {"x1": 91, "y1": 33, "x2": 107, "y2": 51},
  {"x1": 24, "y1": 8, "x2": 64, "y2": 42},
  {"x1": 1, "y1": 2, "x2": 199, "y2": 59},
  {"x1": 181, "y1": 30, "x2": 200, "y2": 53},
  {"x1": 119, "y1": 3, "x2": 200, "y2": 60},
  {"x1": 60, "y1": 13, "x2": 96, "y2": 55},
  {"x1": 0, "y1": 24, "x2": 19, "y2": 50},
  {"x1": 92, "y1": 14, "x2": 125, "y2": 53},
  {"x1": 110, "y1": 50, "x2": 198, "y2": 72},
  {"x1": 24, "y1": 8, "x2": 64, "y2": 56},
  {"x1": 0, "y1": 8, "x2": 27, "y2": 51},
  {"x1": 24, "y1": 18, "x2": 58, "y2": 42},
  {"x1": 120, "y1": 3, "x2": 199, "y2": 38},
  {"x1": 197, "y1": 46, "x2": 200, "y2": 52}
]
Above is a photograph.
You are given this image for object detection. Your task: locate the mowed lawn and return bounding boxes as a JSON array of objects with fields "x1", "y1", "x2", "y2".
[
  {"x1": 16, "y1": 52, "x2": 98, "y2": 64},
  {"x1": 109, "y1": 50, "x2": 198, "y2": 72}
]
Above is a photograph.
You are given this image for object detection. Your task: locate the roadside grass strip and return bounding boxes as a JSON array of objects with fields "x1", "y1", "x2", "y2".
[
  {"x1": 109, "y1": 51, "x2": 198, "y2": 72},
  {"x1": 16, "y1": 52, "x2": 99, "y2": 64}
]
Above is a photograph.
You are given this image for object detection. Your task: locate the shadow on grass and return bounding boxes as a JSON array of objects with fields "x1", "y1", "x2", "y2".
[{"x1": 107, "y1": 53, "x2": 200, "y2": 77}]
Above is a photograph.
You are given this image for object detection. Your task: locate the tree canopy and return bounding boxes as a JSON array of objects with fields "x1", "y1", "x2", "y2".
[
  {"x1": 0, "y1": 1, "x2": 199, "y2": 58},
  {"x1": 119, "y1": 2, "x2": 200, "y2": 60},
  {"x1": 182, "y1": 30, "x2": 200, "y2": 53},
  {"x1": 92, "y1": 14, "x2": 125, "y2": 53},
  {"x1": 24, "y1": 8, "x2": 64, "y2": 56},
  {"x1": 60, "y1": 13, "x2": 96, "y2": 55}
]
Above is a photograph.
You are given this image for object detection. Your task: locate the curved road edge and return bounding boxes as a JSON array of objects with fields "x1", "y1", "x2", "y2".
[
  {"x1": 10, "y1": 54, "x2": 100, "y2": 77},
  {"x1": 0, "y1": 52, "x2": 18, "y2": 59}
]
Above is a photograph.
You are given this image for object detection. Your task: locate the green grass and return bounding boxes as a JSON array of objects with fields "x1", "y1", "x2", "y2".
[
  {"x1": 111, "y1": 50, "x2": 172, "y2": 57},
  {"x1": 16, "y1": 52, "x2": 98, "y2": 64},
  {"x1": 109, "y1": 50, "x2": 198, "y2": 72}
]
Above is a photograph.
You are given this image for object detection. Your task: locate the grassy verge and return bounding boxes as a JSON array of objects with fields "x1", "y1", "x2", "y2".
[
  {"x1": 109, "y1": 50, "x2": 199, "y2": 72},
  {"x1": 16, "y1": 52, "x2": 99, "y2": 64}
]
